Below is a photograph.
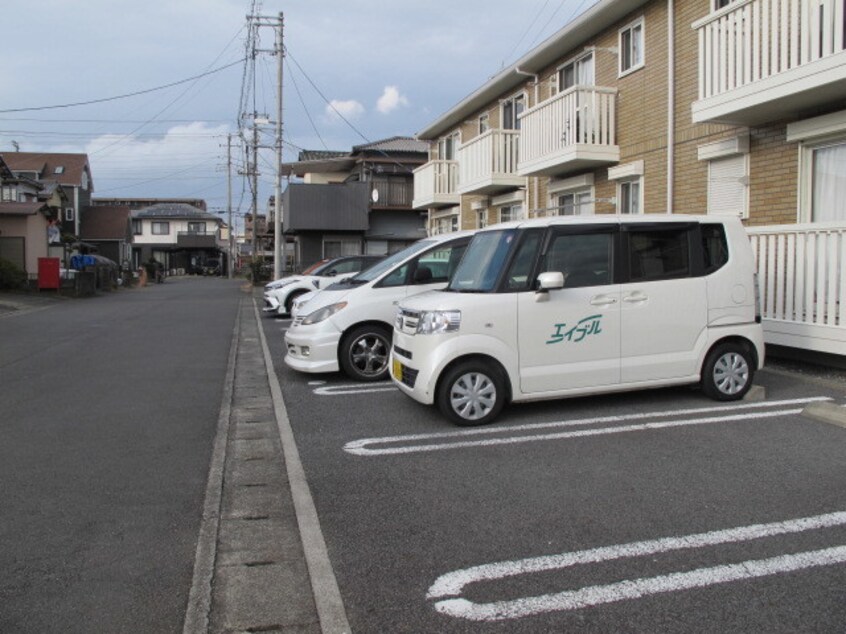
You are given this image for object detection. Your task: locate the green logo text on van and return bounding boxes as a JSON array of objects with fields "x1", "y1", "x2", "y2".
[{"x1": 546, "y1": 314, "x2": 603, "y2": 345}]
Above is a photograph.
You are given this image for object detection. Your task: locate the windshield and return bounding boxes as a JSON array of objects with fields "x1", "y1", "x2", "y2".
[
  {"x1": 447, "y1": 229, "x2": 517, "y2": 292},
  {"x1": 348, "y1": 239, "x2": 438, "y2": 283}
]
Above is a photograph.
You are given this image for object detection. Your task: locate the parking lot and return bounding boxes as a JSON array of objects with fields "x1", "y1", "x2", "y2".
[{"x1": 261, "y1": 310, "x2": 846, "y2": 632}]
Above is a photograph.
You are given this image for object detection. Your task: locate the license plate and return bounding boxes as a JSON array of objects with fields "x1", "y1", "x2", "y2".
[{"x1": 392, "y1": 359, "x2": 402, "y2": 381}]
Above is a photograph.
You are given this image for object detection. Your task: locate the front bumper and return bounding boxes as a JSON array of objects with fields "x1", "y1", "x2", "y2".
[
  {"x1": 262, "y1": 293, "x2": 282, "y2": 314},
  {"x1": 284, "y1": 322, "x2": 342, "y2": 374},
  {"x1": 389, "y1": 330, "x2": 437, "y2": 405}
]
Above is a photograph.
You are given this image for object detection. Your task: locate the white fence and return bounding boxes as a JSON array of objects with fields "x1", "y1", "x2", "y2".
[
  {"x1": 695, "y1": 0, "x2": 846, "y2": 99},
  {"x1": 412, "y1": 160, "x2": 459, "y2": 207},
  {"x1": 748, "y1": 222, "x2": 846, "y2": 354},
  {"x1": 458, "y1": 129, "x2": 521, "y2": 192},
  {"x1": 518, "y1": 85, "x2": 617, "y2": 169}
]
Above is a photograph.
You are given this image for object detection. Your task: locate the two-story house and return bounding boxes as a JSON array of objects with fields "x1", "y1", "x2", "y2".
[
  {"x1": 414, "y1": 0, "x2": 846, "y2": 355},
  {"x1": 130, "y1": 203, "x2": 227, "y2": 274},
  {"x1": 281, "y1": 137, "x2": 428, "y2": 269},
  {"x1": 0, "y1": 152, "x2": 93, "y2": 238}
]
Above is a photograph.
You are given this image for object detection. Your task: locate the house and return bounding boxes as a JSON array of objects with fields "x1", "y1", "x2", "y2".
[
  {"x1": 280, "y1": 137, "x2": 428, "y2": 269},
  {"x1": 0, "y1": 152, "x2": 93, "y2": 238},
  {"x1": 79, "y1": 205, "x2": 133, "y2": 267},
  {"x1": 131, "y1": 203, "x2": 227, "y2": 274},
  {"x1": 413, "y1": 0, "x2": 846, "y2": 355}
]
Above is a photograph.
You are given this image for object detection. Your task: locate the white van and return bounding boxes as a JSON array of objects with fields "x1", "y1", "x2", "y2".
[
  {"x1": 390, "y1": 215, "x2": 764, "y2": 425},
  {"x1": 284, "y1": 232, "x2": 472, "y2": 381}
]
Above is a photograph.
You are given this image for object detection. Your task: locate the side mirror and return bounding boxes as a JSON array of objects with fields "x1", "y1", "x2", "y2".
[
  {"x1": 537, "y1": 271, "x2": 565, "y2": 291},
  {"x1": 326, "y1": 269, "x2": 337, "y2": 277}
]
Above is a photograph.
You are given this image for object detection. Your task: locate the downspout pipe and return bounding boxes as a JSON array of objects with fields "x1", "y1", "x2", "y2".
[{"x1": 667, "y1": 0, "x2": 675, "y2": 214}]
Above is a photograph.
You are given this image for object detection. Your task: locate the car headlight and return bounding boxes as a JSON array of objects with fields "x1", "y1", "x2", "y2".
[
  {"x1": 417, "y1": 310, "x2": 461, "y2": 334},
  {"x1": 266, "y1": 278, "x2": 299, "y2": 291},
  {"x1": 302, "y1": 302, "x2": 347, "y2": 325}
]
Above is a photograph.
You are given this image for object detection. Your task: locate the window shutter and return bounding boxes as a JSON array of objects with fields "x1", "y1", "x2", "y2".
[{"x1": 708, "y1": 155, "x2": 747, "y2": 217}]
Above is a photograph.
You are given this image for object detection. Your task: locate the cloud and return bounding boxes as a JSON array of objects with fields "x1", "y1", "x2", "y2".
[
  {"x1": 325, "y1": 99, "x2": 365, "y2": 121},
  {"x1": 376, "y1": 86, "x2": 410, "y2": 114}
]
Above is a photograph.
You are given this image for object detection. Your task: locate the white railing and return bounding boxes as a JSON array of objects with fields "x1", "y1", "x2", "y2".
[
  {"x1": 458, "y1": 129, "x2": 520, "y2": 189},
  {"x1": 694, "y1": 0, "x2": 846, "y2": 99},
  {"x1": 748, "y1": 222, "x2": 846, "y2": 353},
  {"x1": 519, "y1": 85, "x2": 617, "y2": 168},
  {"x1": 413, "y1": 160, "x2": 459, "y2": 204}
]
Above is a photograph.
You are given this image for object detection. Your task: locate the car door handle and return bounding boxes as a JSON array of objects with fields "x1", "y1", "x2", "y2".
[
  {"x1": 589, "y1": 295, "x2": 618, "y2": 306},
  {"x1": 623, "y1": 292, "x2": 648, "y2": 303}
]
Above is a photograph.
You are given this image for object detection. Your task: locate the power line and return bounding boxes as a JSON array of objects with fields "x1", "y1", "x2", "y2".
[{"x1": 0, "y1": 59, "x2": 246, "y2": 114}]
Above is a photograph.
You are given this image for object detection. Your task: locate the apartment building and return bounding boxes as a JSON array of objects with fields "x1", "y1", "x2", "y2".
[{"x1": 414, "y1": 0, "x2": 846, "y2": 354}]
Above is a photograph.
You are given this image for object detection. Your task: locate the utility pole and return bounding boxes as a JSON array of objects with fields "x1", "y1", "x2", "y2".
[
  {"x1": 273, "y1": 12, "x2": 284, "y2": 280},
  {"x1": 227, "y1": 133, "x2": 233, "y2": 279}
]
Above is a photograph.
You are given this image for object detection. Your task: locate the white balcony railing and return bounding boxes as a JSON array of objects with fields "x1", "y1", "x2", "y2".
[
  {"x1": 457, "y1": 129, "x2": 522, "y2": 194},
  {"x1": 695, "y1": 0, "x2": 846, "y2": 100},
  {"x1": 747, "y1": 222, "x2": 846, "y2": 354},
  {"x1": 412, "y1": 160, "x2": 459, "y2": 209},
  {"x1": 518, "y1": 85, "x2": 618, "y2": 177}
]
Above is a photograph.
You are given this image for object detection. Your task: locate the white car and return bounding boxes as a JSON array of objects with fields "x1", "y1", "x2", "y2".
[
  {"x1": 262, "y1": 255, "x2": 383, "y2": 317},
  {"x1": 284, "y1": 232, "x2": 473, "y2": 381},
  {"x1": 390, "y1": 214, "x2": 765, "y2": 426}
]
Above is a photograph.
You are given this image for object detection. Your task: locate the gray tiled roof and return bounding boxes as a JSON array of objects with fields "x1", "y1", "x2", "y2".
[
  {"x1": 352, "y1": 136, "x2": 427, "y2": 154},
  {"x1": 297, "y1": 150, "x2": 347, "y2": 162},
  {"x1": 132, "y1": 203, "x2": 220, "y2": 221}
]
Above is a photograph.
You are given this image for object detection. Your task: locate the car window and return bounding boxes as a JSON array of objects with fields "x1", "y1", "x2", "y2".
[
  {"x1": 413, "y1": 243, "x2": 467, "y2": 285},
  {"x1": 504, "y1": 230, "x2": 542, "y2": 291},
  {"x1": 329, "y1": 259, "x2": 359, "y2": 275},
  {"x1": 380, "y1": 262, "x2": 409, "y2": 287},
  {"x1": 627, "y1": 228, "x2": 690, "y2": 282},
  {"x1": 542, "y1": 232, "x2": 613, "y2": 288},
  {"x1": 701, "y1": 223, "x2": 729, "y2": 274}
]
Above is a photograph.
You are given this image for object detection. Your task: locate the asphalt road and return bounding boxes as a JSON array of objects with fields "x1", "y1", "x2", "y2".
[
  {"x1": 262, "y1": 311, "x2": 846, "y2": 633},
  {"x1": 0, "y1": 278, "x2": 244, "y2": 633}
]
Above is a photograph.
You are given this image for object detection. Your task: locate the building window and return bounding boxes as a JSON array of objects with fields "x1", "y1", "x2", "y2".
[
  {"x1": 438, "y1": 133, "x2": 458, "y2": 161},
  {"x1": 479, "y1": 114, "x2": 490, "y2": 135},
  {"x1": 152, "y1": 221, "x2": 170, "y2": 235},
  {"x1": 323, "y1": 238, "x2": 360, "y2": 258},
  {"x1": 554, "y1": 189, "x2": 593, "y2": 216},
  {"x1": 64, "y1": 207, "x2": 75, "y2": 222},
  {"x1": 617, "y1": 179, "x2": 642, "y2": 214},
  {"x1": 477, "y1": 210, "x2": 488, "y2": 229},
  {"x1": 499, "y1": 204, "x2": 524, "y2": 223},
  {"x1": 805, "y1": 139, "x2": 846, "y2": 222},
  {"x1": 502, "y1": 94, "x2": 526, "y2": 131},
  {"x1": 187, "y1": 221, "x2": 206, "y2": 233},
  {"x1": 556, "y1": 52, "x2": 594, "y2": 92},
  {"x1": 619, "y1": 18, "x2": 644, "y2": 76},
  {"x1": 434, "y1": 215, "x2": 459, "y2": 235},
  {"x1": 132, "y1": 220, "x2": 143, "y2": 235},
  {"x1": 714, "y1": 0, "x2": 735, "y2": 9},
  {"x1": 707, "y1": 154, "x2": 749, "y2": 218},
  {"x1": 1, "y1": 186, "x2": 16, "y2": 202},
  {"x1": 54, "y1": 166, "x2": 65, "y2": 175}
]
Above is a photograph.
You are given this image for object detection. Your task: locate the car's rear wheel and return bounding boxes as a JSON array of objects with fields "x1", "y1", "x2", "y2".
[
  {"x1": 437, "y1": 360, "x2": 506, "y2": 426},
  {"x1": 339, "y1": 325, "x2": 392, "y2": 381},
  {"x1": 701, "y1": 342, "x2": 754, "y2": 401}
]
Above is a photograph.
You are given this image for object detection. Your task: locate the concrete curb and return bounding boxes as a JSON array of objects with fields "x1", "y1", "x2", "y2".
[{"x1": 801, "y1": 401, "x2": 846, "y2": 429}]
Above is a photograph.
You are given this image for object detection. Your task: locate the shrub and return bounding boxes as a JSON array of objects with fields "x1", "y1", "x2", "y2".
[{"x1": 0, "y1": 258, "x2": 27, "y2": 290}]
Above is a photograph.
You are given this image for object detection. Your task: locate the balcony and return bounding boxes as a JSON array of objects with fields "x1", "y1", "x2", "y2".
[
  {"x1": 412, "y1": 160, "x2": 459, "y2": 209},
  {"x1": 517, "y1": 86, "x2": 619, "y2": 178},
  {"x1": 692, "y1": 0, "x2": 846, "y2": 125},
  {"x1": 457, "y1": 129, "x2": 523, "y2": 195},
  {"x1": 177, "y1": 231, "x2": 218, "y2": 248},
  {"x1": 370, "y1": 178, "x2": 414, "y2": 209}
]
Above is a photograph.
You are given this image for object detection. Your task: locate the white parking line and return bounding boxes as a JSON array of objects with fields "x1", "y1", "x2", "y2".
[
  {"x1": 344, "y1": 397, "x2": 832, "y2": 456},
  {"x1": 314, "y1": 383, "x2": 397, "y2": 396},
  {"x1": 428, "y1": 510, "x2": 846, "y2": 621}
]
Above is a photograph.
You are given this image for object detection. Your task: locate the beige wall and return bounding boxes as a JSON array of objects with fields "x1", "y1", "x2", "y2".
[{"x1": 0, "y1": 214, "x2": 49, "y2": 275}]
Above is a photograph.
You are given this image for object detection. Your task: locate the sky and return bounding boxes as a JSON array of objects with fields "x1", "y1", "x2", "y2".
[{"x1": 1, "y1": 0, "x2": 598, "y2": 229}]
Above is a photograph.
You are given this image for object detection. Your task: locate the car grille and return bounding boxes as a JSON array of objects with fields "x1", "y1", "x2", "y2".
[
  {"x1": 291, "y1": 316, "x2": 304, "y2": 327},
  {"x1": 399, "y1": 364, "x2": 418, "y2": 389}
]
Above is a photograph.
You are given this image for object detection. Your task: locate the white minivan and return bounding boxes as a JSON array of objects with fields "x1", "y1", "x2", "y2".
[
  {"x1": 390, "y1": 215, "x2": 765, "y2": 425},
  {"x1": 284, "y1": 232, "x2": 472, "y2": 381}
]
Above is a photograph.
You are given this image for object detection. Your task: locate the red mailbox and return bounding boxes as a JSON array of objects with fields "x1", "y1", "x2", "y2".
[{"x1": 38, "y1": 257, "x2": 61, "y2": 290}]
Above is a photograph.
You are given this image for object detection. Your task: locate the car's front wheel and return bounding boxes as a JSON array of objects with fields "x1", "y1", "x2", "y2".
[
  {"x1": 437, "y1": 360, "x2": 506, "y2": 426},
  {"x1": 701, "y1": 342, "x2": 754, "y2": 401},
  {"x1": 339, "y1": 325, "x2": 392, "y2": 381}
]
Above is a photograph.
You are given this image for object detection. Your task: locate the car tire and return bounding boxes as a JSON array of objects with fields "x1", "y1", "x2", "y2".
[
  {"x1": 339, "y1": 325, "x2": 392, "y2": 382},
  {"x1": 437, "y1": 360, "x2": 506, "y2": 426},
  {"x1": 284, "y1": 290, "x2": 308, "y2": 315},
  {"x1": 701, "y1": 342, "x2": 754, "y2": 401}
]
